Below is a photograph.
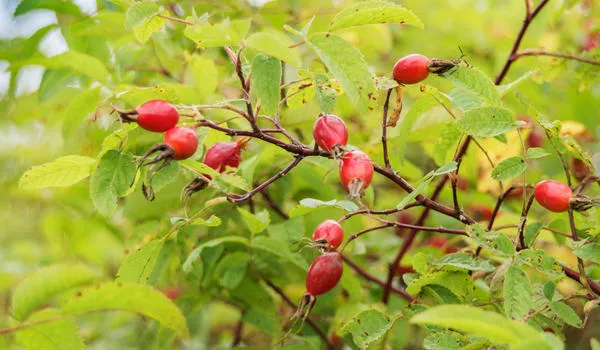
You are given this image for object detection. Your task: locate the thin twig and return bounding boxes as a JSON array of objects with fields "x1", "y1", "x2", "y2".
[
  {"x1": 513, "y1": 49, "x2": 600, "y2": 67},
  {"x1": 494, "y1": 0, "x2": 550, "y2": 84},
  {"x1": 341, "y1": 254, "x2": 414, "y2": 302},
  {"x1": 340, "y1": 224, "x2": 393, "y2": 252},
  {"x1": 381, "y1": 89, "x2": 393, "y2": 169},
  {"x1": 516, "y1": 193, "x2": 536, "y2": 250},
  {"x1": 229, "y1": 156, "x2": 304, "y2": 203}
]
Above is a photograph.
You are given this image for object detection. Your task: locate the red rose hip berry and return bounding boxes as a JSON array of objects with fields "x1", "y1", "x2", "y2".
[
  {"x1": 339, "y1": 150, "x2": 374, "y2": 198},
  {"x1": 393, "y1": 54, "x2": 430, "y2": 85},
  {"x1": 313, "y1": 114, "x2": 348, "y2": 154},
  {"x1": 312, "y1": 220, "x2": 344, "y2": 251},
  {"x1": 203, "y1": 140, "x2": 244, "y2": 173},
  {"x1": 164, "y1": 127, "x2": 198, "y2": 160},
  {"x1": 136, "y1": 100, "x2": 179, "y2": 132},
  {"x1": 306, "y1": 252, "x2": 343, "y2": 297},
  {"x1": 534, "y1": 180, "x2": 573, "y2": 212}
]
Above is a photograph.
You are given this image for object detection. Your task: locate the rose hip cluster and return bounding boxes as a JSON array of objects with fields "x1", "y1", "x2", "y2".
[
  {"x1": 294, "y1": 219, "x2": 345, "y2": 320},
  {"x1": 294, "y1": 54, "x2": 462, "y2": 319},
  {"x1": 313, "y1": 114, "x2": 374, "y2": 199},
  {"x1": 117, "y1": 99, "x2": 246, "y2": 200}
]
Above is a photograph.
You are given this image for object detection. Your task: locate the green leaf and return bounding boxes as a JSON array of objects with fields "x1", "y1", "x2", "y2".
[
  {"x1": 515, "y1": 249, "x2": 563, "y2": 278},
  {"x1": 117, "y1": 240, "x2": 164, "y2": 284},
  {"x1": 147, "y1": 161, "x2": 180, "y2": 194},
  {"x1": 133, "y1": 14, "x2": 168, "y2": 44},
  {"x1": 434, "y1": 122, "x2": 462, "y2": 165},
  {"x1": 62, "y1": 283, "x2": 189, "y2": 338},
  {"x1": 398, "y1": 95, "x2": 438, "y2": 163},
  {"x1": 591, "y1": 338, "x2": 600, "y2": 350},
  {"x1": 214, "y1": 172, "x2": 250, "y2": 191},
  {"x1": 19, "y1": 155, "x2": 95, "y2": 190},
  {"x1": 15, "y1": 309, "x2": 84, "y2": 350},
  {"x1": 447, "y1": 88, "x2": 483, "y2": 111},
  {"x1": 245, "y1": 31, "x2": 302, "y2": 67},
  {"x1": 491, "y1": 156, "x2": 527, "y2": 181},
  {"x1": 433, "y1": 253, "x2": 495, "y2": 272},
  {"x1": 329, "y1": 0, "x2": 423, "y2": 31},
  {"x1": 423, "y1": 331, "x2": 467, "y2": 350},
  {"x1": 443, "y1": 66, "x2": 500, "y2": 103},
  {"x1": 290, "y1": 198, "x2": 359, "y2": 217},
  {"x1": 182, "y1": 239, "x2": 226, "y2": 281},
  {"x1": 125, "y1": 2, "x2": 167, "y2": 43},
  {"x1": 503, "y1": 265, "x2": 532, "y2": 320},
  {"x1": 11, "y1": 264, "x2": 97, "y2": 321},
  {"x1": 572, "y1": 242, "x2": 600, "y2": 264},
  {"x1": 14, "y1": 0, "x2": 82, "y2": 16},
  {"x1": 214, "y1": 252, "x2": 249, "y2": 289},
  {"x1": 268, "y1": 216, "x2": 305, "y2": 243},
  {"x1": 526, "y1": 147, "x2": 550, "y2": 159},
  {"x1": 251, "y1": 55, "x2": 281, "y2": 115},
  {"x1": 524, "y1": 222, "x2": 544, "y2": 247},
  {"x1": 549, "y1": 301, "x2": 582, "y2": 328},
  {"x1": 434, "y1": 161, "x2": 458, "y2": 176},
  {"x1": 307, "y1": 33, "x2": 376, "y2": 112},
  {"x1": 313, "y1": 73, "x2": 337, "y2": 114},
  {"x1": 340, "y1": 309, "x2": 400, "y2": 349},
  {"x1": 406, "y1": 271, "x2": 473, "y2": 300},
  {"x1": 411, "y1": 252, "x2": 430, "y2": 275},
  {"x1": 543, "y1": 281, "x2": 556, "y2": 300},
  {"x1": 125, "y1": 2, "x2": 160, "y2": 29},
  {"x1": 45, "y1": 51, "x2": 110, "y2": 83},
  {"x1": 467, "y1": 224, "x2": 515, "y2": 256},
  {"x1": 411, "y1": 305, "x2": 550, "y2": 348},
  {"x1": 189, "y1": 215, "x2": 222, "y2": 227},
  {"x1": 184, "y1": 19, "x2": 250, "y2": 47},
  {"x1": 456, "y1": 106, "x2": 517, "y2": 137},
  {"x1": 237, "y1": 208, "x2": 270, "y2": 235},
  {"x1": 0, "y1": 24, "x2": 55, "y2": 61},
  {"x1": 188, "y1": 55, "x2": 218, "y2": 101},
  {"x1": 243, "y1": 308, "x2": 277, "y2": 335},
  {"x1": 63, "y1": 87, "x2": 103, "y2": 137},
  {"x1": 89, "y1": 150, "x2": 136, "y2": 216}
]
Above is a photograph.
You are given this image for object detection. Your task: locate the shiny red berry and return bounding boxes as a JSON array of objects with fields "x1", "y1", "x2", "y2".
[
  {"x1": 306, "y1": 252, "x2": 343, "y2": 297},
  {"x1": 393, "y1": 54, "x2": 430, "y2": 85},
  {"x1": 136, "y1": 100, "x2": 179, "y2": 132},
  {"x1": 534, "y1": 180, "x2": 573, "y2": 212},
  {"x1": 164, "y1": 127, "x2": 198, "y2": 160},
  {"x1": 312, "y1": 220, "x2": 344, "y2": 251},
  {"x1": 313, "y1": 114, "x2": 348, "y2": 153},
  {"x1": 339, "y1": 150, "x2": 374, "y2": 197},
  {"x1": 203, "y1": 141, "x2": 243, "y2": 173}
]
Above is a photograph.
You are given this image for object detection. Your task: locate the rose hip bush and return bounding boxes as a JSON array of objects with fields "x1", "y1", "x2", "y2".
[{"x1": 3, "y1": 0, "x2": 600, "y2": 349}]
